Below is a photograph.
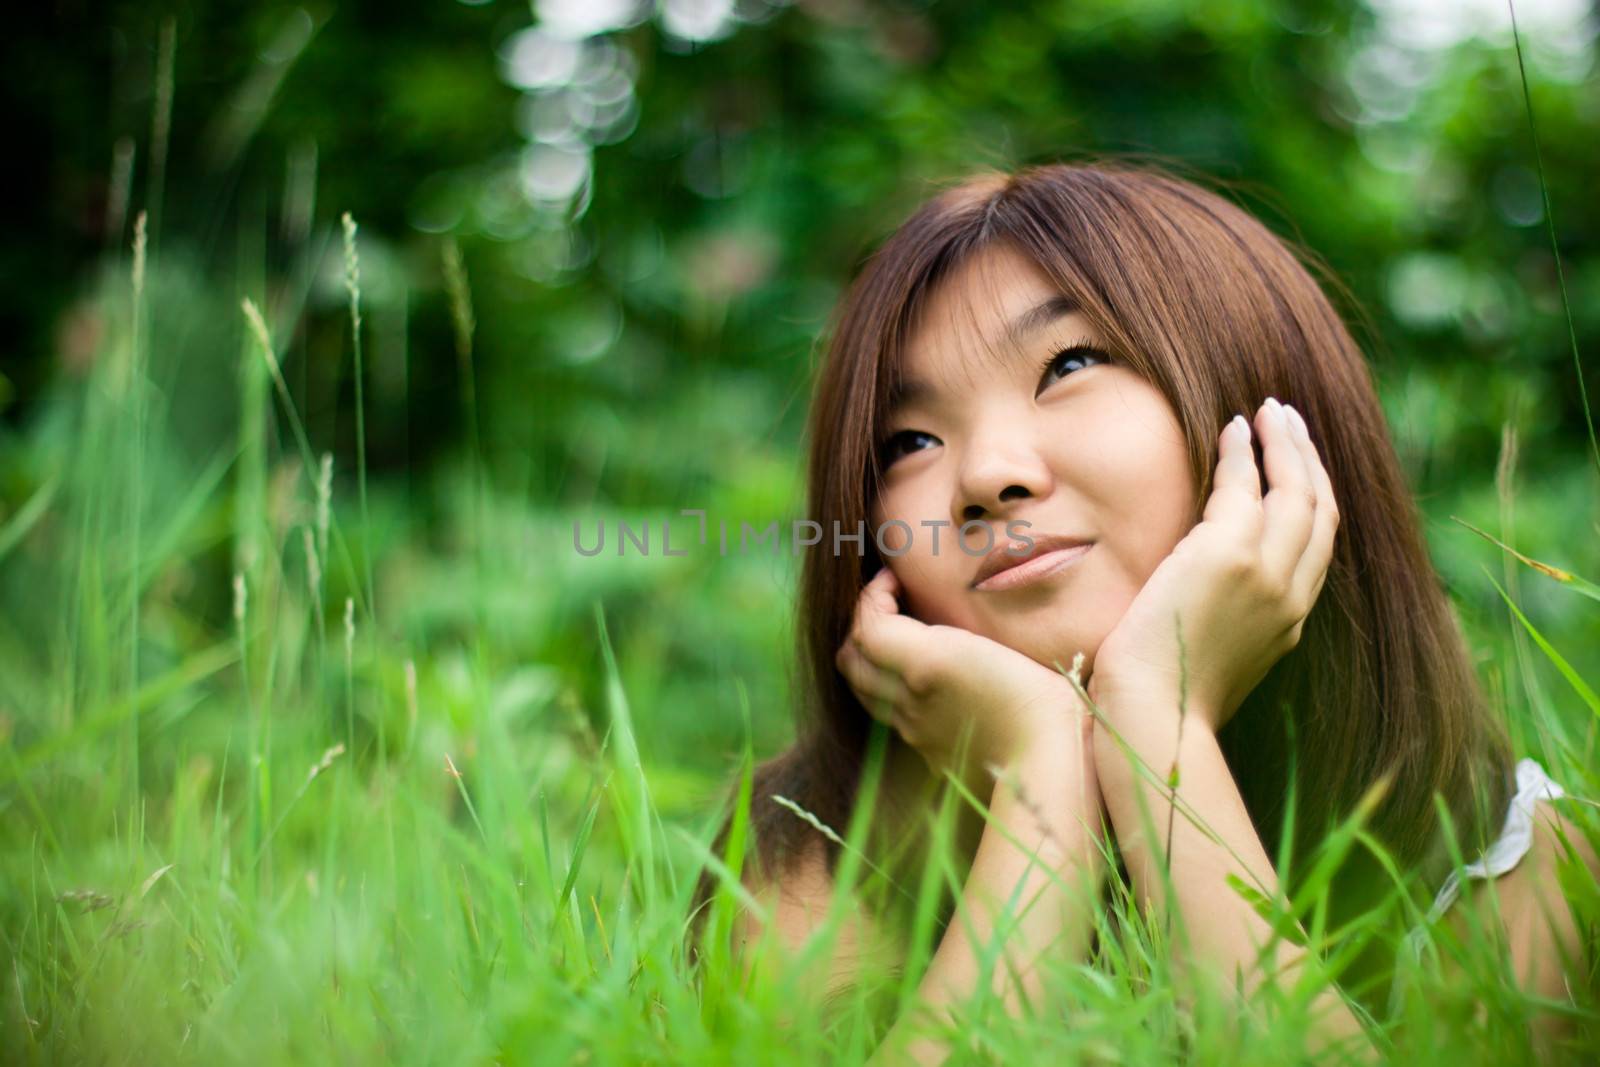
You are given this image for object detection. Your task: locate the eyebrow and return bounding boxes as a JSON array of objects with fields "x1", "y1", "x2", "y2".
[{"x1": 889, "y1": 294, "x2": 1080, "y2": 409}]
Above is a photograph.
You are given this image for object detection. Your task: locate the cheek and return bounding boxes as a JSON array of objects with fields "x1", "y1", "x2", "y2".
[
  {"x1": 1078, "y1": 410, "x2": 1195, "y2": 564},
  {"x1": 1108, "y1": 466, "x2": 1194, "y2": 576},
  {"x1": 1011, "y1": 421, "x2": 1192, "y2": 660},
  {"x1": 874, "y1": 488, "x2": 976, "y2": 627},
  {"x1": 899, "y1": 558, "x2": 971, "y2": 628}
]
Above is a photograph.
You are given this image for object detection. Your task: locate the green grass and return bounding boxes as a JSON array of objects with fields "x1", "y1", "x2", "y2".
[
  {"x1": 4, "y1": 6, "x2": 1600, "y2": 1059},
  {"x1": 2, "y1": 227, "x2": 1598, "y2": 1067}
]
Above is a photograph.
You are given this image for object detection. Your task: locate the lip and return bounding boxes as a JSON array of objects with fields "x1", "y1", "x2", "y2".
[{"x1": 971, "y1": 533, "x2": 1093, "y2": 591}]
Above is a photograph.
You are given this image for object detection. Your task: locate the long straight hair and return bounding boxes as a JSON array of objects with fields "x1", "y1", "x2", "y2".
[{"x1": 691, "y1": 158, "x2": 1514, "y2": 978}]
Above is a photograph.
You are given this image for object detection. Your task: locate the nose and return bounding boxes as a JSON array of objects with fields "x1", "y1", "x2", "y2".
[{"x1": 953, "y1": 423, "x2": 1054, "y2": 526}]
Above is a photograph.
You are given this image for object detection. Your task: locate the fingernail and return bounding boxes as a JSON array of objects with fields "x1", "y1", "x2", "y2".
[
  {"x1": 1264, "y1": 396, "x2": 1287, "y2": 428},
  {"x1": 1231, "y1": 414, "x2": 1250, "y2": 441},
  {"x1": 1285, "y1": 404, "x2": 1308, "y2": 438}
]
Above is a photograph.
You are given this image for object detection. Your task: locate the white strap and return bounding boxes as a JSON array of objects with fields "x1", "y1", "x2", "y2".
[
  {"x1": 1387, "y1": 757, "x2": 1567, "y2": 1019},
  {"x1": 1422, "y1": 757, "x2": 1566, "y2": 922}
]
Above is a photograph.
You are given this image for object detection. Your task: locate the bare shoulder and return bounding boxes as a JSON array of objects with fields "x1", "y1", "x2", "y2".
[
  {"x1": 1532, "y1": 799, "x2": 1600, "y2": 887},
  {"x1": 732, "y1": 834, "x2": 835, "y2": 954},
  {"x1": 1441, "y1": 798, "x2": 1600, "y2": 1051},
  {"x1": 1444, "y1": 798, "x2": 1600, "y2": 956},
  {"x1": 732, "y1": 835, "x2": 905, "y2": 997}
]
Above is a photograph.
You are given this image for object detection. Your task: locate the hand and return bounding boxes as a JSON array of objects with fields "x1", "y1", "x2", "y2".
[
  {"x1": 835, "y1": 565, "x2": 1088, "y2": 782},
  {"x1": 1087, "y1": 397, "x2": 1339, "y2": 733}
]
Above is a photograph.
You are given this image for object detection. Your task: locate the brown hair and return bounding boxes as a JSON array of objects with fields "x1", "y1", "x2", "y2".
[{"x1": 689, "y1": 158, "x2": 1514, "y2": 990}]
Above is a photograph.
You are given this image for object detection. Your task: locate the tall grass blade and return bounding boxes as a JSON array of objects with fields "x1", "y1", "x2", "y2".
[
  {"x1": 1506, "y1": 0, "x2": 1599, "y2": 484},
  {"x1": 1483, "y1": 566, "x2": 1600, "y2": 720},
  {"x1": 594, "y1": 603, "x2": 659, "y2": 909},
  {"x1": 341, "y1": 211, "x2": 376, "y2": 620},
  {"x1": 0, "y1": 477, "x2": 57, "y2": 564},
  {"x1": 127, "y1": 211, "x2": 148, "y2": 796},
  {"x1": 1453, "y1": 516, "x2": 1600, "y2": 605}
]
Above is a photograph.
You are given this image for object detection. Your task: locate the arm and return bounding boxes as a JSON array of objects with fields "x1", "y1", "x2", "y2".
[
  {"x1": 1083, "y1": 398, "x2": 1376, "y2": 1059},
  {"x1": 729, "y1": 716, "x2": 1106, "y2": 1064},
  {"x1": 827, "y1": 565, "x2": 1116, "y2": 1064},
  {"x1": 1089, "y1": 682, "x2": 1376, "y2": 1060},
  {"x1": 874, "y1": 713, "x2": 1108, "y2": 1066}
]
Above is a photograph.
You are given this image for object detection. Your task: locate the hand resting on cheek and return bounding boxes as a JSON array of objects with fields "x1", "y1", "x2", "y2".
[
  {"x1": 834, "y1": 565, "x2": 1093, "y2": 787},
  {"x1": 1087, "y1": 395, "x2": 1340, "y2": 736}
]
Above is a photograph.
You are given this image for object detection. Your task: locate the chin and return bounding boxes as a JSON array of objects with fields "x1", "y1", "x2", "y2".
[{"x1": 986, "y1": 621, "x2": 1102, "y2": 676}]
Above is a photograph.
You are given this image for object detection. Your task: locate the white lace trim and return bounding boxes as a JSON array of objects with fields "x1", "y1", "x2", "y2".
[{"x1": 1386, "y1": 757, "x2": 1567, "y2": 1019}]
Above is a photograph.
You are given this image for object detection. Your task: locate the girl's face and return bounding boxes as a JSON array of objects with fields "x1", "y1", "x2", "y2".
[{"x1": 868, "y1": 243, "x2": 1199, "y2": 673}]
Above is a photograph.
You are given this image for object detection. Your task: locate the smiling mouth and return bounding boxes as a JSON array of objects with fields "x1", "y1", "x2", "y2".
[{"x1": 972, "y1": 542, "x2": 1092, "y2": 592}]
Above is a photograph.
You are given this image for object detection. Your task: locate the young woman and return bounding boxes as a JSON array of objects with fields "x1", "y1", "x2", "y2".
[{"x1": 688, "y1": 160, "x2": 1598, "y2": 1063}]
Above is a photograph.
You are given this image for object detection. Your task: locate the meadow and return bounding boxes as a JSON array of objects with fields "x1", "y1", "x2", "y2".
[{"x1": 5, "y1": 2, "x2": 1600, "y2": 1063}]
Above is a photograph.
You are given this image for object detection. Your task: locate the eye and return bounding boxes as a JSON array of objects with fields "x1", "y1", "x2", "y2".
[
  {"x1": 1037, "y1": 343, "x2": 1110, "y2": 394},
  {"x1": 878, "y1": 428, "x2": 940, "y2": 468}
]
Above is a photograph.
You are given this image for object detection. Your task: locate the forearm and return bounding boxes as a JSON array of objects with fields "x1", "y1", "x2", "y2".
[
  {"x1": 875, "y1": 725, "x2": 1108, "y2": 1066},
  {"x1": 1091, "y1": 690, "x2": 1374, "y2": 1059},
  {"x1": 1093, "y1": 705, "x2": 1279, "y2": 979}
]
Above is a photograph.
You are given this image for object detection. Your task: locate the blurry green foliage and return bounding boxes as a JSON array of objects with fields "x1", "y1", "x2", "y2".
[
  {"x1": 2, "y1": 1, "x2": 1600, "y2": 1061},
  {"x1": 3, "y1": 0, "x2": 1599, "y2": 843}
]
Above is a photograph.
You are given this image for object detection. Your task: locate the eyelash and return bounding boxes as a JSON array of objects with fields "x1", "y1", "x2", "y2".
[
  {"x1": 1036, "y1": 343, "x2": 1110, "y2": 392},
  {"x1": 876, "y1": 344, "x2": 1111, "y2": 468}
]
